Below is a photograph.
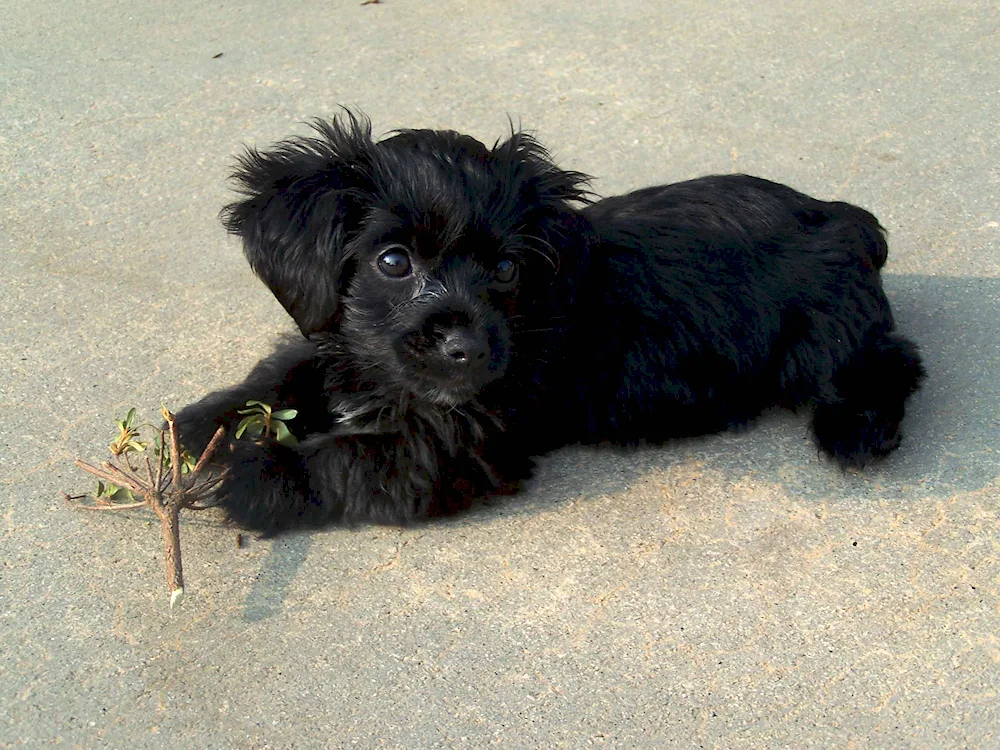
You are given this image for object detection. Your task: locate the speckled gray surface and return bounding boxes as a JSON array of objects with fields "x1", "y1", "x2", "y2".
[{"x1": 2, "y1": 1, "x2": 998, "y2": 747}]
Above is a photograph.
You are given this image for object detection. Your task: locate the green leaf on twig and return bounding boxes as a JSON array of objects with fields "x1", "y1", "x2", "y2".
[
  {"x1": 234, "y1": 400, "x2": 297, "y2": 445},
  {"x1": 95, "y1": 480, "x2": 135, "y2": 503},
  {"x1": 109, "y1": 407, "x2": 147, "y2": 456}
]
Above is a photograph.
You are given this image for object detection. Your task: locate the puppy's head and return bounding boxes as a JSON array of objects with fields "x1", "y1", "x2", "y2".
[{"x1": 222, "y1": 112, "x2": 591, "y2": 406}]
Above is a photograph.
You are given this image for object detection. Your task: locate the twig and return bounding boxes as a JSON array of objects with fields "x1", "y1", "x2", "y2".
[
  {"x1": 69, "y1": 416, "x2": 228, "y2": 609},
  {"x1": 74, "y1": 500, "x2": 150, "y2": 511},
  {"x1": 167, "y1": 411, "x2": 183, "y2": 492},
  {"x1": 63, "y1": 492, "x2": 149, "y2": 511},
  {"x1": 144, "y1": 455, "x2": 156, "y2": 492},
  {"x1": 191, "y1": 426, "x2": 227, "y2": 476},
  {"x1": 155, "y1": 432, "x2": 166, "y2": 490},
  {"x1": 102, "y1": 462, "x2": 150, "y2": 495},
  {"x1": 74, "y1": 459, "x2": 146, "y2": 494}
]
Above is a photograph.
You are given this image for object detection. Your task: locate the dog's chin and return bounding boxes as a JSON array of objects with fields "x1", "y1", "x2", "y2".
[
  {"x1": 397, "y1": 359, "x2": 508, "y2": 409},
  {"x1": 416, "y1": 382, "x2": 482, "y2": 408}
]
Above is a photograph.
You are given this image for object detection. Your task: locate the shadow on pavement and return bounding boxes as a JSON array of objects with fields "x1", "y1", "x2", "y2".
[{"x1": 242, "y1": 533, "x2": 314, "y2": 621}]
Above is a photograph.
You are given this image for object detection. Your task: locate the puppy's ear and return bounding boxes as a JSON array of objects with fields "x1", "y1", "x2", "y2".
[
  {"x1": 221, "y1": 114, "x2": 374, "y2": 335},
  {"x1": 494, "y1": 130, "x2": 592, "y2": 208},
  {"x1": 492, "y1": 131, "x2": 596, "y2": 294}
]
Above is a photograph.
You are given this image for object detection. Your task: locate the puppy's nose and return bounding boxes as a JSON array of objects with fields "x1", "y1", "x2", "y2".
[{"x1": 441, "y1": 329, "x2": 488, "y2": 366}]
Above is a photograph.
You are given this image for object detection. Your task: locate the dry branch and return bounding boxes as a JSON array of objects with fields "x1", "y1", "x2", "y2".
[{"x1": 67, "y1": 411, "x2": 228, "y2": 609}]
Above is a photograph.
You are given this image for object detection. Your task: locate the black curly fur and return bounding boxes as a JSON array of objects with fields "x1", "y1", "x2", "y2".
[{"x1": 175, "y1": 112, "x2": 924, "y2": 534}]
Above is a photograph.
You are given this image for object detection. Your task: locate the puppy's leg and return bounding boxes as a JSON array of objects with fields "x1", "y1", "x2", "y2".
[
  {"x1": 216, "y1": 438, "x2": 322, "y2": 534},
  {"x1": 219, "y1": 432, "x2": 438, "y2": 534},
  {"x1": 812, "y1": 333, "x2": 925, "y2": 467},
  {"x1": 173, "y1": 337, "x2": 322, "y2": 452}
]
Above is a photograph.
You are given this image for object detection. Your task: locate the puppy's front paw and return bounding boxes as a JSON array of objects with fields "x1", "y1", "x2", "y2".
[
  {"x1": 173, "y1": 400, "x2": 231, "y2": 455},
  {"x1": 218, "y1": 439, "x2": 325, "y2": 535}
]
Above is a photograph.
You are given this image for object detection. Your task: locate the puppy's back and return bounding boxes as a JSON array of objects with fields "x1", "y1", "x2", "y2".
[{"x1": 584, "y1": 174, "x2": 888, "y2": 271}]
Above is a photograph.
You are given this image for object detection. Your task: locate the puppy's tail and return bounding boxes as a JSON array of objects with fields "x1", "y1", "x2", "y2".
[{"x1": 812, "y1": 333, "x2": 925, "y2": 467}]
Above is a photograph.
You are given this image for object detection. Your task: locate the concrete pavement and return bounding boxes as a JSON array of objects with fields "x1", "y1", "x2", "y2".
[{"x1": 2, "y1": 1, "x2": 998, "y2": 746}]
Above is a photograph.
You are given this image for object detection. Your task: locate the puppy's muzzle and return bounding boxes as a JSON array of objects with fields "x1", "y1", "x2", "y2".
[
  {"x1": 395, "y1": 269, "x2": 510, "y2": 403},
  {"x1": 397, "y1": 297, "x2": 507, "y2": 403}
]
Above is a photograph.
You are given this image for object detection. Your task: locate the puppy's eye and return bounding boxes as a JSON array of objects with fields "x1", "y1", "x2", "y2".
[
  {"x1": 377, "y1": 246, "x2": 413, "y2": 278},
  {"x1": 495, "y1": 257, "x2": 518, "y2": 284}
]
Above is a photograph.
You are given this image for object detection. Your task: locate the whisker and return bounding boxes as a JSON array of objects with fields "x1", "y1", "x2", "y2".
[{"x1": 511, "y1": 225, "x2": 561, "y2": 271}]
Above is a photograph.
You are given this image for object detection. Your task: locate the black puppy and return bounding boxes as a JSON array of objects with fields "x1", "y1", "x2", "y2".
[{"x1": 176, "y1": 113, "x2": 924, "y2": 533}]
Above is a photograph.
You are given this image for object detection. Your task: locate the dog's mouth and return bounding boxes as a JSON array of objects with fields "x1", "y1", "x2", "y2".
[{"x1": 408, "y1": 358, "x2": 503, "y2": 407}]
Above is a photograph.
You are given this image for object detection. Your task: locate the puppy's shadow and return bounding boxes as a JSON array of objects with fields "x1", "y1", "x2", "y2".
[
  {"x1": 242, "y1": 532, "x2": 313, "y2": 622},
  {"x1": 826, "y1": 272, "x2": 999, "y2": 493},
  {"x1": 460, "y1": 273, "x2": 1000, "y2": 520}
]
